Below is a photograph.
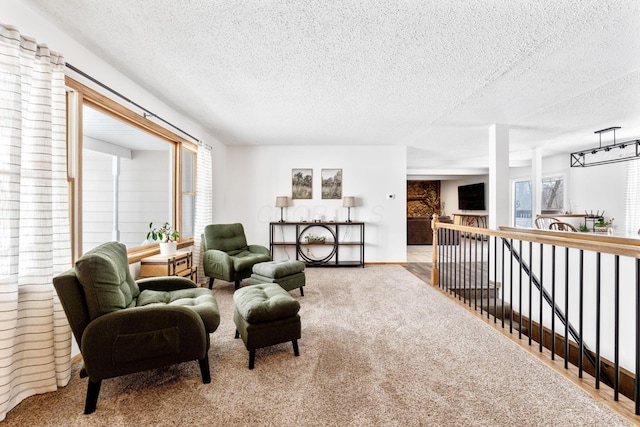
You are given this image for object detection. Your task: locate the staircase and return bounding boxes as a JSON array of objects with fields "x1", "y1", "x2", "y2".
[{"x1": 405, "y1": 261, "x2": 527, "y2": 334}]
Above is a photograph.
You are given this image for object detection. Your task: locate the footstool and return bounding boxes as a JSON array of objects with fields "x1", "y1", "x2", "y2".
[
  {"x1": 233, "y1": 283, "x2": 301, "y2": 369},
  {"x1": 251, "y1": 260, "x2": 306, "y2": 296}
]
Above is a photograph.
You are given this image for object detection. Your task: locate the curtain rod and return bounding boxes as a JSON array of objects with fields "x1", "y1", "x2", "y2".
[{"x1": 65, "y1": 62, "x2": 210, "y2": 149}]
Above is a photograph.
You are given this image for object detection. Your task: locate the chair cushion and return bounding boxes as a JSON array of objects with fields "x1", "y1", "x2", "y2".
[
  {"x1": 252, "y1": 260, "x2": 305, "y2": 278},
  {"x1": 136, "y1": 288, "x2": 221, "y2": 333},
  {"x1": 233, "y1": 283, "x2": 300, "y2": 324},
  {"x1": 203, "y1": 223, "x2": 249, "y2": 253},
  {"x1": 232, "y1": 251, "x2": 272, "y2": 271},
  {"x1": 75, "y1": 242, "x2": 140, "y2": 320}
]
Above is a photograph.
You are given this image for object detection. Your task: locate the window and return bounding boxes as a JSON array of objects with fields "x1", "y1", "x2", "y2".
[
  {"x1": 66, "y1": 77, "x2": 196, "y2": 260},
  {"x1": 541, "y1": 175, "x2": 564, "y2": 214},
  {"x1": 514, "y1": 180, "x2": 532, "y2": 228},
  {"x1": 624, "y1": 161, "x2": 640, "y2": 236},
  {"x1": 181, "y1": 147, "x2": 196, "y2": 238},
  {"x1": 82, "y1": 105, "x2": 174, "y2": 252}
]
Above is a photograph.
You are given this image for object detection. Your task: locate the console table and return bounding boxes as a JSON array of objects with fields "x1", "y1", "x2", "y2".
[
  {"x1": 269, "y1": 221, "x2": 365, "y2": 267},
  {"x1": 453, "y1": 214, "x2": 488, "y2": 228}
]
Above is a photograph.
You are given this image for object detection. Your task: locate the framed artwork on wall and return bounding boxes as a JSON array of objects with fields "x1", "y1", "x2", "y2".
[
  {"x1": 321, "y1": 169, "x2": 342, "y2": 199},
  {"x1": 292, "y1": 168, "x2": 313, "y2": 199}
]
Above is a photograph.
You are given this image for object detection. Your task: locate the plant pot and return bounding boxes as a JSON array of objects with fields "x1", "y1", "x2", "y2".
[{"x1": 159, "y1": 241, "x2": 177, "y2": 255}]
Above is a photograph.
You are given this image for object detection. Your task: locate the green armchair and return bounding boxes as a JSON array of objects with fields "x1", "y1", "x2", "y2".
[
  {"x1": 202, "y1": 223, "x2": 272, "y2": 290},
  {"x1": 53, "y1": 242, "x2": 220, "y2": 414}
]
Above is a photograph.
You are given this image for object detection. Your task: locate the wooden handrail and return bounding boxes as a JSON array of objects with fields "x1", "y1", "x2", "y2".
[
  {"x1": 430, "y1": 213, "x2": 640, "y2": 418},
  {"x1": 431, "y1": 218, "x2": 640, "y2": 258}
]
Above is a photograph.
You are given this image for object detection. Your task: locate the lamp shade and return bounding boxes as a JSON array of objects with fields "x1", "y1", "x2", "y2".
[
  {"x1": 343, "y1": 196, "x2": 355, "y2": 208},
  {"x1": 275, "y1": 196, "x2": 289, "y2": 208}
]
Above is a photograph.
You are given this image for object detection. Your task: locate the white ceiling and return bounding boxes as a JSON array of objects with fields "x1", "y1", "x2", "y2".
[{"x1": 26, "y1": 0, "x2": 640, "y2": 172}]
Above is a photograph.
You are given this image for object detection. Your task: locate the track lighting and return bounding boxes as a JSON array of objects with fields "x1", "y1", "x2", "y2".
[{"x1": 570, "y1": 127, "x2": 640, "y2": 167}]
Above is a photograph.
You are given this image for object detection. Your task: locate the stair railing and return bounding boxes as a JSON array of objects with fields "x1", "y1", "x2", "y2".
[{"x1": 431, "y1": 214, "x2": 640, "y2": 415}]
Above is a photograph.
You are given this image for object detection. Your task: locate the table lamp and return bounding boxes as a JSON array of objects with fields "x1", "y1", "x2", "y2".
[
  {"x1": 343, "y1": 196, "x2": 355, "y2": 222},
  {"x1": 275, "y1": 196, "x2": 289, "y2": 222}
]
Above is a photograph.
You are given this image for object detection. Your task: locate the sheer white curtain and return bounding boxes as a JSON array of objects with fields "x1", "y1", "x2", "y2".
[
  {"x1": 0, "y1": 24, "x2": 71, "y2": 420},
  {"x1": 624, "y1": 160, "x2": 640, "y2": 237},
  {"x1": 193, "y1": 143, "x2": 213, "y2": 285}
]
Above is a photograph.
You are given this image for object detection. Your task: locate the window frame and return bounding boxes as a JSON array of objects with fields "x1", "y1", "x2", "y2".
[
  {"x1": 180, "y1": 145, "x2": 197, "y2": 239},
  {"x1": 512, "y1": 179, "x2": 532, "y2": 228},
  {"x1": 65, "y1": 76, "x2": 197, "y2": 263},
  {"x1": 540, "y1": 174, "x2": 566, "y2": 214}
]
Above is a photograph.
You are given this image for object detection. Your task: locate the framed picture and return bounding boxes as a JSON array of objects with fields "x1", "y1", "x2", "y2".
[
  {"x1": 292, "y1": 168, "x2": 313, "y2": 199},
  {"x1": 321, "y1": 169, "x2": 342, "y2": 199}
]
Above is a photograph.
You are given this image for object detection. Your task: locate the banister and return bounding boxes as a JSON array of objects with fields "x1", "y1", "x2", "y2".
[
  {"x1": 430, "y1": 215, "x2": 640, "y2": 416},
  {"x1": 432, "y1": 219, "x2": 640, "y2": 258}
]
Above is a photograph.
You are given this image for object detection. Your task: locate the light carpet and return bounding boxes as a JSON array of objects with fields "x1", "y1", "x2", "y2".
[{"x1": 3, "y1": 265, "x2": 631, "y2": 426}]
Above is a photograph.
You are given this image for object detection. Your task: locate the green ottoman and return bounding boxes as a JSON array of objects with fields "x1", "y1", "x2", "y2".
[
  {"x1": 251, "y1": 260, "x2": 306, "y2": 296},
  {"x1": 233, "y1": 283, "x2": 301, "y2": 369}
]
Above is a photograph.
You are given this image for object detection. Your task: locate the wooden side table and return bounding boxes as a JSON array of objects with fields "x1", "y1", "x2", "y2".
[{"x1": 140, "y1": 250, "x2": 197, "y2": 281}]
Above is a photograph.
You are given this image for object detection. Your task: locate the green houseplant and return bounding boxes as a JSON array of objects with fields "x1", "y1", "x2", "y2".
[
  {"x1": 593, "y1": 217, "x2": 614, "y2": 233},
  {"x1": 147, "y1": 222, "x2": 180, "y2": 255}
]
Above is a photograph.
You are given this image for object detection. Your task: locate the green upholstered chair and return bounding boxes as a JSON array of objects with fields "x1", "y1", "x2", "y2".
[
  {"x1": 53, "y1": 241, "x2": 220, "y2": 414},
  {"x1": 202, "y1": 223, "x2": 272, "y2": 290}
]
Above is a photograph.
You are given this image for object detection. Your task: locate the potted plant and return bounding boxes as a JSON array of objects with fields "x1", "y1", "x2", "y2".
[
  {"x1": 147, "y1": 222, "x2": 180, "y2": 255},
  {"x1": 593, "y1": 217, "x2": 614, "y2": 233}
]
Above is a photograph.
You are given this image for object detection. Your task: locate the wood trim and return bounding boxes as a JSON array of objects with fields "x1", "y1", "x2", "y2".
[
  {"x1": 365, "y1": 262, "x2": 407, "y2": 266},
  {"x1": 65, "y1": 75, "x2": 196, "y2": 258},
  {"x1": 432, "y1": 221, "x2": 640, "y2": 258},
  {"x1": 127, "y1": 238, "x2": 194, "y2": 264},
  {"x1": 508, "y1": 311, "x2": 636, "y2": 402},
  {"x1": 65, "y1": 76, "x2": 190, "y2": 145}
]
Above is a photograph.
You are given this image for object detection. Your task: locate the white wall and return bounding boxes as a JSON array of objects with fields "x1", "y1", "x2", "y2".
[
  {"x1": 223, "y1": 145, "x2": 407, "y2": 263},
  {"x1": 440, "y1": 175, "x2": 489, "y2": 219},
  {"x1": 568, "y1": 161, "x2": 626, "y2": 233},
  {"x1": 510, "y1": 153, "x2": 629, "y2": 234}
]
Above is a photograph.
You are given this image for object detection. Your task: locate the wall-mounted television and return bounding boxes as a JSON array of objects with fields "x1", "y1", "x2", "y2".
[{"x1": 458, "y1": 183, "x2": 485, "y2": 211}]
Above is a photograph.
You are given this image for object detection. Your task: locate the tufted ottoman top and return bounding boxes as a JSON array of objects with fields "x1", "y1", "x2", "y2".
[
  {"x1": 252, "y1": 260, "x2": 305, "y2": 279},
  {"x1": 137, "y1": 288, "x2": 220, "y2": 333},
  {"x1": 234, "y1": 283, "x2": 300, "y2": 324}
]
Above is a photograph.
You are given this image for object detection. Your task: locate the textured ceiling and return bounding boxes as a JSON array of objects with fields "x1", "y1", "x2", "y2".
[{"x1": 24, "y1": 0, "x2": 640, "y2": 171}]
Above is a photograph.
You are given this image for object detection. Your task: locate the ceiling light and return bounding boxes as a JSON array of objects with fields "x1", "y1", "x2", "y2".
[{"x1": 570, "y1": 127, "x2": 640, "y2": 167}]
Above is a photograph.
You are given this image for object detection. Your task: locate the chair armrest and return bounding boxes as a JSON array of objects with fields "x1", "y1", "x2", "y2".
[
  {"x1": 203, "y1": 249, "x2": 233, "y2": 280},
  {"x1": 81, "y1": 305, "x2": 207, "y2": 381},
  {"x1": 248, "y1": 244, "x2": 271, "y2": 256},
  {"x1": 137, "y1": 276, "x2": 198, "y2": 292}
]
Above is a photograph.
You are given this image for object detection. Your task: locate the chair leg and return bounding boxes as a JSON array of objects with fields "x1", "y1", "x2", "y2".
[
  {"x1": 235, "y1": 278, "x2": 240, "y2": 290},
  {"x1": 234, "y1": 329, "x2": 239, "y2": 339},
  {"x1": 199, "y1": 355, "x2": 211, "y2": 384},
  {"x1": 249, "y1": 350, "x2": 255, "y2": 370},
  {"x1": 292, "y1": 339, "x2": 300, "y2": 357},
  {"x1": 208, "y1": 277, "x2": 214, "y2": 289},
  {"x1": 84, "y1": 379, "x2": 101, "y2": 415},
  {"x1": 300, "y1": 287, "x2": 304, "y2": 296}
]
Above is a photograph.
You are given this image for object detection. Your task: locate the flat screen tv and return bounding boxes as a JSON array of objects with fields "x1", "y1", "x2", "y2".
[{"x1": 458, "y1": 183, "x2": 485, "y2": 211}]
